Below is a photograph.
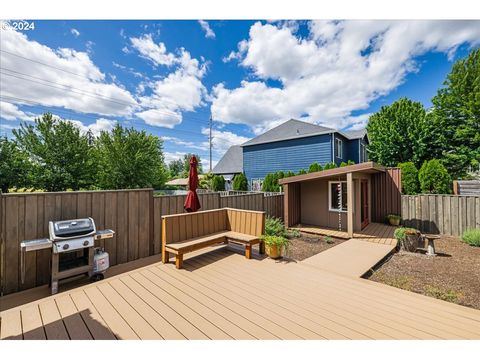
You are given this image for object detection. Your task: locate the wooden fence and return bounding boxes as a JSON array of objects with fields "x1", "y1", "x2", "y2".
[
  {"x1": 401, "y1": 195, "x2": 480, "y2": 236},
  {"x1": 371, "y1": 167, "x2": 402, "y2": 222},
  {"x1": 0, "y1": 189, "x2": 283, "y2": 295}
]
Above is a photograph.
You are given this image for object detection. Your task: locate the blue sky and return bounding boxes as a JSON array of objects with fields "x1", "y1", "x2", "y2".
[{"x1": 1, "y1": 20, "x2": 479, "y2": 169}]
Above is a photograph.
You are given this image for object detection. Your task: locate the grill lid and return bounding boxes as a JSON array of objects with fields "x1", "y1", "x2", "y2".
[{"x1": 50, "y1": 217, "x2": 95, "y2": 239}]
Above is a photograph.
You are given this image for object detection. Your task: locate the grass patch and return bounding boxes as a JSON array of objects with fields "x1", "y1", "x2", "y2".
[
  {"x1": 424, "y1": 285, "x2": 463, "y2": 304},
  {"x1": 324, "y1": 236, "x2": 334, "y2": 244},
  {"x1": 462, "y1": 229, "x2": 480, "y2": 247},
  {"x1": 376, "y1": 274, "x2": 413, "y2": 291}
]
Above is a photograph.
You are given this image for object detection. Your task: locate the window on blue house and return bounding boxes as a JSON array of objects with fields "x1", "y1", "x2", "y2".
[
  {"x1": 360, "y1": 143, "x2": 368, "y2": 162},
  {"x1": 335, "y1": 138, "x2": 343, "y2": 158}
]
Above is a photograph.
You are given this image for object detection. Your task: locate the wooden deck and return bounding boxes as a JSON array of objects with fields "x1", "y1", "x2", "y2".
[
  {"x1": 292, "y1": 222, "x2": 397, "y2": 246},
  {"x1": 299, "y1": 223, "x2": 397, "y2": 277},
  {"x1": 2, "y1": 244, "x2": 480, "y2": 340}
]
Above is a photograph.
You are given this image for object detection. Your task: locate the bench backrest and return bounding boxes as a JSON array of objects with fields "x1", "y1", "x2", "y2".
[
  {"x1": 226, "y1": 208, "x2": 265, "y2": 237},
  {"x1": 162, "y1": 208, "x2": 265, "y2": 245}
]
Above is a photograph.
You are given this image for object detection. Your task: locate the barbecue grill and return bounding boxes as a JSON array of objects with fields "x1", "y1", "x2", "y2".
[{"x1": 21, "y1": 217, "x2": 114, "y2": 294}]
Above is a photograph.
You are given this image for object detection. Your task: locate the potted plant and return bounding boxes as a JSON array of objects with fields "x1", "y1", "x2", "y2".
[
  {"x1": 262, "y1": 235, "x2": 289, "y2": 259},
  {"x1": 394, "y1": 227, "x2": 420, "y2": 252},
  {"x1": 386, "y1": 214, "x2": 402, "y2": 226}
]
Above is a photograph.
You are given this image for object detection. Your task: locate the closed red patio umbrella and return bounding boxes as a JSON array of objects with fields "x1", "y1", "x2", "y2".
[{"x1": 184, "y1": 156, "x2": 201, "y2": 212}]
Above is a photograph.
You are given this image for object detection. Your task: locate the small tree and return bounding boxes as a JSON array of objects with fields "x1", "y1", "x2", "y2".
[
  {"x1": 168, "y1": 158, "x2": 184, "y2": 178},
  {"x1": 0, "y1": 137, "x2": 32, "y2": 192},
  {"x1": 398, "y1": 162, "x2": 419, "y2": 195},
  {"x1": 211, "y1": 175, "x2": 225, "y2": 191},
  {"x1": 233, "y1": 173, "x2": 248, "y2": 191},
  {"x1": 262, "y1": 173, "x2": 273, "y2": 192},
  {"x1": 419, "y1": 159, "x2": 451, "y2": 194}
]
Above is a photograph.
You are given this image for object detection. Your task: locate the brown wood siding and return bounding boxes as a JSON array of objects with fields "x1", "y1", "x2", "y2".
[
  {"x1": 371, "y1": 167, "x2": 401, "y2": 222},
  {"x1": 401, "y1": 194, "x2": 480, "y2": 236},
  {"x1": 284, "y1": 183, "x2": 301, "y2": 227}
]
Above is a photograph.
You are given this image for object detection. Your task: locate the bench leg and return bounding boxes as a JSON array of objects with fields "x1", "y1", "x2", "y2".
[
  {"x1": 259, "y1": 241, "x2": 265, "y2": 255},
  {"x1": 175, "y1": 254, "x2": 183, "y2": 269},
  {"x1": 162, "y1": 250, "x2": 169, "y2": 264},
  {"x1": 245, "y1": 244, "x2": 252, "y2": 259}
]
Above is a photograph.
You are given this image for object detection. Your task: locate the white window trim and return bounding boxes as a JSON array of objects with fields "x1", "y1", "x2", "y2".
[
  {"x1": 335, "y1": 138, "x2": 343, "y2": 159},
  {"x1": 328, "y1": 180, "x2": 348, "y2": 213}
]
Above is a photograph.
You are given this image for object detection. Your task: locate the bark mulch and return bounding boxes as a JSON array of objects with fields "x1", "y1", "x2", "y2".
[
  {"x1": 284, "y1": 233, "x2": 347, "y2": 261},
  {"x1": 367, "y1": 236, "x2": 480, "y2": 310}
]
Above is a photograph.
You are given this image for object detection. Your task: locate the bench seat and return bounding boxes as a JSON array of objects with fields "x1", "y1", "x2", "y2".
[{"x1": 162, "y1": 208, "x2": 265, "y2": 269}]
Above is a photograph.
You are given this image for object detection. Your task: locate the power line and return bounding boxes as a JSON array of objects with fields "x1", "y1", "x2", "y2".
[
  {"x1": 0, "y1": 69, "x2": 211, "y2": 124},
  {"x1": 0, "y1": 96, "x2": 209, "y2": 138}
]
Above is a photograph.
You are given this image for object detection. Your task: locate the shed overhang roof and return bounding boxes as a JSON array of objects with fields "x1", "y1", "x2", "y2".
[{"x1": 278, "y1": 162, "x2": 386, "y2": 185}]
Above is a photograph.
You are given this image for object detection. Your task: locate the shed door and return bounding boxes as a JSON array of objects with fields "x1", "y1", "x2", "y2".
[{"x1": 361, "y1": 180, "x2": 369, "y2": 229}]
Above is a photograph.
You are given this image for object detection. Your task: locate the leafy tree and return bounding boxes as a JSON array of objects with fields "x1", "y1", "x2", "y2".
[
  {"x1": 233, "y1": 173, "x2": 248, "y2": 191},
  {"x1": 418, "y1": 159, "x2": 451, "y2": 194},
  {"x1": 366, "y1": 98, "x2": 439, "y2": 167},
  {"x1": 323, "y1": 162, "x2": 337, "y2": 170},
  {"x1": 199, "y1": 172, "x2": 214, "y2": 189},
  {"x1": 13, "y1": 113, "x2": 95, "y2": 191},
  {"x1": 0, "y1": 137, "x2": 32, "y2": 192},
  {"x1": 182, "y1": 154, "x2": 203, "y2": 176},
  {"x1": 262, "y1": 173, "x2": 274, "y2": 192},
  {"x1": 431, "y1": 48, "x2": 480, "y2": 179},
  {"x1": 308, "y1": 162, "x2": 322, "y2": 173},
  {"x1": 398, "y1": 162, "x2": 419, "y2": 195},
  {"x1": 211, "y1": 175, "x2": 225, "y2": 191},
  {"x1": 95, "y1": 124, "x2": 168, "y2": 189},
  {"x1": 168, "y1": 158, "x2": 184, "y2": 178}
]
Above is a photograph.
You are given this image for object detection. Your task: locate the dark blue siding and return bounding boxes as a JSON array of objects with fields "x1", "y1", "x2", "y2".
[
  {"x1": 346, "y1": 139, "x2": 360, "y2": 164},
  {"x1": 333, "y1": 133, "x2": 348, "y2": 165},
  {"x1": 243, "y1": 134, "x2": 333, "y2": 181}
]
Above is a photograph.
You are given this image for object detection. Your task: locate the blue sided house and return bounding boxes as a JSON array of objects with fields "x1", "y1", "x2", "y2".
[{"x1": 213, "y1": 119, "x2": 369, "y2": 190}]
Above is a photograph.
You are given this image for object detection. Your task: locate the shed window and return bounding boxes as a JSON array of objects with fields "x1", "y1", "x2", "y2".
[
  {"x1": 329, "y1": 181, "x2": 348, "y2": 212},
  {"x1": 335, "y1": 138, "x2": 343, "y2": 158}
]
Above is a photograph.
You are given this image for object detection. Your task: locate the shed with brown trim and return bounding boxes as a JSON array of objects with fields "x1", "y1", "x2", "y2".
[{"x1": 278, "y1": 162, "x2": 401, "y2": 237}]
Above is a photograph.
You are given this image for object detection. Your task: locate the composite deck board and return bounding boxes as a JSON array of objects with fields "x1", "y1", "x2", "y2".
[
  {"x1": 55, "y1": 295, "x2": 93, "y2": 340},
  {"x1": 69, "y1": 291, "x2": 116, "y2": 340},
  {"x1": 202, "y1": 250, "x2": 475, "y2": 339},
  {"x1": 38, "y1": 300, "x2": 69, "y2": 340},
  {"x1": 1, "y1": 237, "x2": 480, "y2": 339},
  {"x1": 196, "y1": 252, "x2": 433, "y2": 340}
]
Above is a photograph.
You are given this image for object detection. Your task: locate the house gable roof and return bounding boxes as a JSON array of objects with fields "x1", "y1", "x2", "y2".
[
  {"x1": 241, "y1": 119, "x2": 335, "y2": 147},
  {"x1": 340, "y1": 128, "x2": 368, "y2": 140},
  {"x1": 212, "y1": 145, "x2": 243, "y2": 174}
]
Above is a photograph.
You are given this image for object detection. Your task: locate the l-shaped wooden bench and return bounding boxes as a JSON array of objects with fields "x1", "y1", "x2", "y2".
[{"x1": 162, "y1": 208, "x2": 265, "y2": 269}]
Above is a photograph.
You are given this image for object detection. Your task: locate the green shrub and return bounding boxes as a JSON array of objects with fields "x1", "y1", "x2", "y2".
[
  {"x1": 297, "y1": 169, "x2": 307, "y2": 175},
  {"x1": 308, "y1": 162, "x2": 322, "y2": 173},
  {"x1": 285, "y1": 170, "x2": 295, "y2": 178},
  {"x1": 462, "y1": 229, "x2": 480, "y2": 247},
  {"x1": 261, "y1": 235, "x2": 290, "y2": 251},
  {"x1": 339, "y1": 160, "x2": 354, "y2": 167},
  {"x1": 386, "y1": 214, "x2": 401, "y2": 221},
  {"x1": 265, "y1": 216, "x2": 299, "y2": 238},
  {"x1": 211, "y1": 175, "x2": 225, "y2": 191},
  {"x1": 393, "y1": 227, "x2": 418, "y2": 242},
  {"x1": 323, "y1": 162, "x2": 337, "y2": 170},
  {"x1": 324, "y1": 236, "x2": 334, "y2": 244},
  {"x1": 398, "y1": 162, "x2": 419, "y2": 195},
  {"x1": 232, "y1": 173, "x2": 248, "y2": 191},
  {"x1": 418, "y1": 159, "x2": 451, "y2": 194}
]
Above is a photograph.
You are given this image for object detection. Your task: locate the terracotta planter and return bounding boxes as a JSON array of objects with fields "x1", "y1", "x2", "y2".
[
  {"x1": 389, "y1": 218, "x2": 401, "y2": 226},
  {"x1": 266, "y1": 244, "x2": 283, "y2": 259}
]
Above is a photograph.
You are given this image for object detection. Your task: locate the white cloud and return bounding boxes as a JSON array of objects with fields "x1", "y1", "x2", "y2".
[
  {"x1": 201, "y1": 128, "x2": 250, "y2": 155},
  {"x1": 131, "y1": 37, "x2": 208, "y2": 128},
  {"x1": 71, "y1": 28, "x2": 80, "y2": 37},
  {"x1": 69, "y1": 118, "x2": 117, "y2": 136},
  {"x1": 162, "y1": 136, "x2": 206, "y2": 151},
  {"x1": 0, "y1": 102, "x2": 34, "y2": 121},
  {"x1": 0, "y1": 28, "x2": 138, "y2": 117},
  {"x1": 211, "y1": 20, "x2": 480, "y2": 133},
  {"x1": 198, "y1": 20, "x2": 216, "y2": 39},
  {"x1": 130, "y1": 33, "x2": 176, "y2": 66},
  {"x1": 135, "y1": 108, "x2": 182, "y2": 128}
]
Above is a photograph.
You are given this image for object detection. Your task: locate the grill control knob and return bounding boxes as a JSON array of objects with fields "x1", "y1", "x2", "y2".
[
  {"x1": 83, "y1": 240, "x2": 89, "y2": 246},
  {"x1": 62, "y1": 244, "x2": 69, "y2": 250}
]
